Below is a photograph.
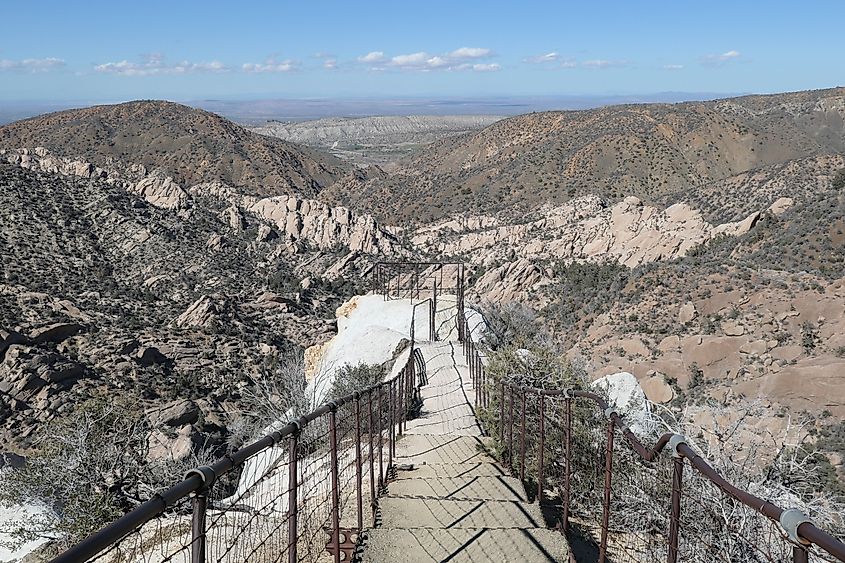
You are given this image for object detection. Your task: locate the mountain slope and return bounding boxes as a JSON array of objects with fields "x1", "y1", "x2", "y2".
[
  {"x1": 0, "y1": 100, "x2": 350, "y2": 197},
  {"x1": 323, "y1": 87, "x2": 845, "y2": 224},
  {"x1": 0, "y1": 160, "x2": 368, "y2": 453}
]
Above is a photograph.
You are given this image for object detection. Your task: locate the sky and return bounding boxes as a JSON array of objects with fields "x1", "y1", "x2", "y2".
[{"x1": 0, "y1": 0, "x2": 843, "y2": 104}]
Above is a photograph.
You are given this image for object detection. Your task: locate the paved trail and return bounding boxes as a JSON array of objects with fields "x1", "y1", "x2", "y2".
[{"x1": 361, "y1": 339, "x2": 569, "y2": 562}]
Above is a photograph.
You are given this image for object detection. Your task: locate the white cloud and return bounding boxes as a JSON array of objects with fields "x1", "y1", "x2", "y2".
[
  {"x1": 448, "y1": 47, "x2": 492, "y2": 59},
  {"x1": 323, "y1": 58, "x2": 338, "y2": 70},
  {"x1": 524, "y1": 52, "x2": 578, "y2": 69},
  {"x1": 94, "y1": 54, "x2": 228, "y2": 76},
  {"x1": 524, "y1": 52, "x2": 559, "y2": 64},
  {"x1": 702, "y1": 49, "x2": 742, "y2": 66},
  {"x1": 0, "y1": 57, "x2": 66, "y2": 72},
  {"x1": 358, "y1": 51, "x2": 386, "y2": 63},
  {"x1": 242, "y1": 57, "x2": 299, "y2": 73},
  {"x1": 390, "y1": 52, "x2": 429, "y2": 67},
  {"x1": 663, "y1": 64, "x2": 684, "y2": 70},
  {"x1": 363, "y1": 47, "x2": 497, "y2": 72},
  {"x1": 582, "y1": 59, "x2": 628, "y2": 69},
  {"x1": 471, "y1": 63, "x2": 500, "y2": 72}
]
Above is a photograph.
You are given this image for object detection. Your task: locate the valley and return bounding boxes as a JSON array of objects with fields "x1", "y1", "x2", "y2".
[{"x1": 1, "y1": 87, "x2": 844, "y2": 561}]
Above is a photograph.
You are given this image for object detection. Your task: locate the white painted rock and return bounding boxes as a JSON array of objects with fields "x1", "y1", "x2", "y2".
[{"x1": 590, "y1": 371, "x2": 654, "y2": 437}]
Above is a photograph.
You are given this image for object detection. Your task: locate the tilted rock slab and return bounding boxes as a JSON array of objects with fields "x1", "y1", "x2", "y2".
[
  {"x1": 413, "y1": 195, "x2": 793, "y2": 269},
  {"x1": 191, "y1": 182, "x2": 398, "y2": 254}
]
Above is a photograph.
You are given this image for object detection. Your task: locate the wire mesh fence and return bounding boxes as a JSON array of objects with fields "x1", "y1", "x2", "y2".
[
  {"x1": 482, "y1": 375, "x2": 845, "y2": 563},
  {"x1": 52, "y1": 351, "x2": 426, "y2": 563}
]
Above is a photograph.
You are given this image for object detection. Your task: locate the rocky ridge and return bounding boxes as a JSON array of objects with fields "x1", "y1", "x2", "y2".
[
  {"x1": 323, "y1": 87, "x2": 845, "y2": 224},
  {"x1": 0, "y1": 158, "x2": 375, "y2": 456},
  {"x1": 412, "y1": 195, "x2": 792, "y2": 303},
  {"x1": 2, "y1": 146, "x2": 397, "y2": 254}
]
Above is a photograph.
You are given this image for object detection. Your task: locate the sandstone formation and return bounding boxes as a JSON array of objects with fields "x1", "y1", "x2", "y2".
[
  {"x1": 191, "y1": 182, "x2": 398, "y2": 254},
  {"x1": 2, "y1": 146, "x2": 399, "y2": 255},
  {"x1": 414, "y1": 195, "x2": 793, "y2": 272}
]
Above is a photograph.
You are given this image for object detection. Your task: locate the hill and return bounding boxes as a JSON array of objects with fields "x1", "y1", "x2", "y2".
[
  {"x1": 322, "y1": 87, "x2": 845, "y2": 224},
  {"x1": 0, "y1": 100, "x2": 349, "y2": 197}
]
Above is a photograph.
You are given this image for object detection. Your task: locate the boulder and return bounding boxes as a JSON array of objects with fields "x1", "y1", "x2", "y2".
[
  {"x1": 678, "y1": 302, "x2": 697, "y2": 324},
  {"x1": 148, "y1": 424, "x2": 195, "y2": 461},
  {"x1": 29, "y1": 323, "x2": 82, "y2": 344},
  {"x1": 256, "y1": 224, "x2": 278, "y2": 242},
  {"x1": 590, "y1": 371, "x2": 653, "y2": 436},
  {"x1": 150, "y1": 399, "x2": 200, "y2": 427},
  {"x1": 221, "y1": 205, "x2": 247, "y2": 231},
  {"x1": 641, "y1": 375, "x2": 674, "y2": 403},
  {"x1": 206, "y1": 233, "x2": 225, "y2": 251},
  {"x1": 135, "y1": 346, "x2": 170, "y2": 367},
  {"x1": 0, "y1": 329, "x2": 27, "y2": 359},
  {"x1": 130, "y1": 175, "x2": 190, "y2": 210},
  {"x1": 174, "y1": 295, "x2": 219, "y2": 329}
]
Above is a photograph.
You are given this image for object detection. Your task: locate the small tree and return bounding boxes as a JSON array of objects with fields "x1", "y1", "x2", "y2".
[{"x1": 329, "y1": 362, "x2": 386, "y2": 400}]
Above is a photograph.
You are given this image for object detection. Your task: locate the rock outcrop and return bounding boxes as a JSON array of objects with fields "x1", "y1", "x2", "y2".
[
  {"x1": 191, "y1": 182, "x2": 398, "y2": 254},
  {"x1": 413, "y1": 195, "x2": 794, "y2": 271},
  {"x1": 3, "y1": 147, "x2": 398, "y2": 255}
]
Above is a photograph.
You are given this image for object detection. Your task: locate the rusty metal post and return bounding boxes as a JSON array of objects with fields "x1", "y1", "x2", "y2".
[
  {"x1": 793, "y1": 546, "x2": 810, "y2": 563},
  {"x1": 287, "y1": 430, "x2": 299, "y2": 563},
  {"x1": 562, "y1": 397, "x2": 572, "y2": 534},
  {"x1": 354, "y1": 393, "x2": 364, "y2": 533},
  {"x1": 519, "y1": 388, "x2": 527, "y2": 482},
  {"x1": 377, "y1": 385, "x2": 384, "y2": 489},
  {"x1": 398, "y1": 366, "x2": 404, "y2": 437},
  {"x1": 368, "y1": 389, "x2": 376, "y2": 519},
  {"x1": 507, "y1": 385, "x2": 514, "y2": 467},
  {"x1": 667, "y1": 455, "x2": 683, "y2": 563},
  {"x1": 388, "y1": 381, "x2": 395, "y2": 472},
  {"x1": 499, "y1": 380, "x2": 505, "y2": 443},
  {"x1": 190, "y1": 489, "x2": 207, "y2": 563},
  {"x1": 537, "y1": 392, "x2": 545, "y2": 503},
  {"x1": 328, "y1": 407, "x2": 341, "y2": 563},
  {"x1": 431, "y1": 281, "x2": 437, "y2": 341},
  {"x1": 599, "y1": 415, "x2": 615, "y2": 563}
]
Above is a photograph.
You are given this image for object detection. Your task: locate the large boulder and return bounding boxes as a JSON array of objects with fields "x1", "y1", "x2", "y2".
[
  {"x1": 590, "y1": 371, "x2": 654, "y2": 437},
  {"x1": 135, "y1": 346, "x2": 170, "y2": 367},
  {"x1": 174, "y1": 295, "x2": 219, "y2": 329},
  {"x1": 149, "y1": 399, "x2": 200, "y2": 427},
  {"x1": 0, "y1": 329, "x2": 27, "y2": 359},
  {"x1": 130, "y1": 174, "x2": 190, "y2": 210},
  {"x1": 29, "y1": 323, "x2": 82, "y2": 344}
]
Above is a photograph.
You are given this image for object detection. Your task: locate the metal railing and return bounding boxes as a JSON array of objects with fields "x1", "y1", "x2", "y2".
[
  {"x1": 52, "y1": 341, "x2": 429, "y2": 563},
  {"x1": 373, "y1": 262, "x2": 464, "y2": 302},
  {"x1": 476, "y1": 367, "x2": 845, "y2": 562},
  {"x1": 457, "y1": 299, "x2": 488, "y2": 415}
]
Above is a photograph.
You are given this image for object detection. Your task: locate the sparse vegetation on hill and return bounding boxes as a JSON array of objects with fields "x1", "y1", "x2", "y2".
[
  {"x1": 0, "y1": 101, "x2": 350, "y2": 197},
  {"x1": 0, "y1": 163, "x2": 366, "y2": 457},
  {"x1": 323, "y1": 87, "x2": 845, "y2": 224}
]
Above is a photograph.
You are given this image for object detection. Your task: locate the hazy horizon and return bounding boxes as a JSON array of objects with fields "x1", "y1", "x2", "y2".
[{"x1": 0, "y1": 89, "x2": 797, "y2": 125}]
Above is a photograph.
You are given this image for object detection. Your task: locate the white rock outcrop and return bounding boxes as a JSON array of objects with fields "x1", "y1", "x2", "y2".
[
  {"x1": 590, "y1": 371, "x2": 655, "y2": 437},
  {"x1": 190, "y1": 182, "x2": 397, "y2": 254},
  {"x1": 412, "y1": 195, "x2": 794, "y2": 270}
]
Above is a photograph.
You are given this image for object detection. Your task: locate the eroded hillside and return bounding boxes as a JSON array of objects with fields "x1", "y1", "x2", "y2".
[{"x1": 323, "y1": 88, "x2": 845, "y2": 224}]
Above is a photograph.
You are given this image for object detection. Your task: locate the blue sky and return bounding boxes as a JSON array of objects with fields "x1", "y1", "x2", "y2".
[{"x1": 0, "y1": 0, "x2": 842, "y2": 102}]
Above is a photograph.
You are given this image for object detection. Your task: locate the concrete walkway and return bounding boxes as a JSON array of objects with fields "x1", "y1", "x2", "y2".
[{"x1": 360, "y1": 340, "x2": 568, "y2": 562}]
